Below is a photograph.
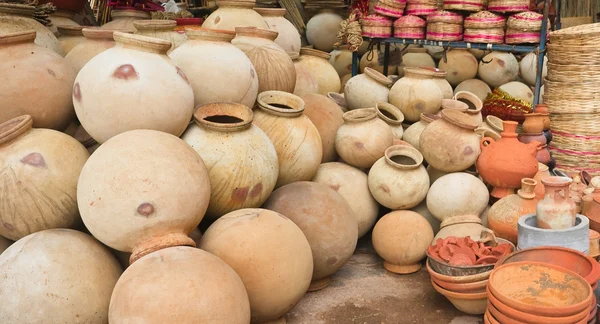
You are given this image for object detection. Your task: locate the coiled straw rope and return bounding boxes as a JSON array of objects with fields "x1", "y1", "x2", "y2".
[{"x1": 334, "y1": 10, "x2": 363, "y2": 52}]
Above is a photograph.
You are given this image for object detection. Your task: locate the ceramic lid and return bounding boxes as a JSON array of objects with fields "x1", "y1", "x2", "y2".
[{"x1": 441, "y1": 109, "x2": 479, "y2": 130}]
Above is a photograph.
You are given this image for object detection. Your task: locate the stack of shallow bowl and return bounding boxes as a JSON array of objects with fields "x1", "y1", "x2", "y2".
[
  {"x1": 374, "y1": 0, "x2": 407, "y2": 19},
  {"x1": 463, "y1": 11, "x2": 506, "y2": 44},
  {"x1": 506, "y1": 11, "x2": 547, "y2": 44},
  {"x1": 362, "y1": 14, "x2": 394, "y2": 38},
  {"x1": 405, "y1": 0, "x2": 438, "y2": 16},
  {"x1": 426, "y1": 10, "x2": 464, "y2": 41},
  {"x1": 393, "y1": 15, "x2": 427, "y2": 39}
]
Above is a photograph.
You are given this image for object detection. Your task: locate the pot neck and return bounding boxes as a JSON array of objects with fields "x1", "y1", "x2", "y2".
[
  {"x1": 541, "y1": 177, "x2": 572, "y2": 198},
  {"x1": 454, "y1": 90, "x2": 483, "y2": 113},
  {"x1": 500, "y1": 121, "x2": 518, "y2": 138},
  {"x1": 193, "y1": 103, "x2": 253, "y2": 132},
  {"x1": 217, "y1": 0, "x2": 256, "y2": 8},
  {"x1": 440, "y1": 109, "x2": 478, "y2": 130},
  {"x1": 0, "y1": 115, "x2": 33, "y2": 146},
  {"x1": 82, "y1": 27, "x2": 126, "y2": 40},
  {"x1": 364, "y1": 67, "x2": 392, "y2": 86},
  {"x1": 235, "y1": 26, "x2": 278, "y2": 41},
  {"x1": 343, "y1": 108, "x2": 377, "y2": 123},
  {"x1": 403, "y1": 67, "x2": 435, "y2": 79},
  {"x1": 440, "y1": 215, "x2": 482, "y2": 228},
  {"x1": 300, "y1": 47, "x2": 331, "y2": 60},
  {"x1": 517, "y1": 178, "x2": 536, "y2": 199},
  {"x1": 57, "y1": 25, "x2": 84, "y2": 36},
  {"x1": 485, "y1": 115, "x2": 503, "y2": 133},
  {"x1": 0, "y1": 30, "x2": 35, "y2": 46},
  {"x1": 133, "y1": 20, "x2": 177, "y2": 31},
  {"x1": 420, "y1": 113, "x2": 439, "y2": 124},
  {"x1": 186, "y1": 27, "x2": 235, "y2": 42},
  {"x1": 376, "y1": 102, "x2": 404, "y2": 125},
  {"x1": 385, "y1": 145, "x2": 423, "y2": 170},
  {"x1": 114, "y1": 31, "x2": 170, "y2": 54},
  {"x1": 419, "y1": 66, "x2": 446, "y2": 78},
  {"x1": 253, "y1": 7, "x2": 286, "y2": 17},
  {"x1": 257, "y1": 91, "x2": 305, "y2": 117}
]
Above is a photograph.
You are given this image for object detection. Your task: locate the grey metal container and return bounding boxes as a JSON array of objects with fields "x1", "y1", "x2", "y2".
[{"x1": 517, "y1": 214, "x2": 589, "y2": 253}]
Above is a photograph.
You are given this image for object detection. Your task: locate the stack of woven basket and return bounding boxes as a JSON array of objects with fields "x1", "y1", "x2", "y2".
[
  {"x1": 394, "y1": 15, "x2": 426, "y2": 39},
  {"x1": 374, "y1": 0, "x2": 407, "y2": 18},
  {"x1": 545, "y1": 23, "x2": 600, "y2": 176},
  {"x1": 362, "y1": 14, "x2": 394, "y2": 38},
  {"x1": 506, "y1": 11, "x2": 546, "y2": 44},
  {"x1": 463, "y1": 11, "x2": 506, "y2": 44},
  {"x1": 426, "y1": 10, "x2": 464, "y2": 41},
  {"x1": 405, "y1": 0, "x2": 437, "y2": 16}
]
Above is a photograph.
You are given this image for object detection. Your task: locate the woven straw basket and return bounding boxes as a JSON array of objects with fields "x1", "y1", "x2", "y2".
[{"x1": 464, "y1": 10, "x2": 505, "y2": 29}]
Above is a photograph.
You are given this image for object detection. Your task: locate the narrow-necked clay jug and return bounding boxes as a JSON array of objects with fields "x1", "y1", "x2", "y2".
[
  {"x1": 182, "y1": 103, "x2": 278, "y2": 220},
  {"x1": 427, "y1": 173, "x2": 489, "y2": 221},
  {"x1": 344, "y1": 67, "x2": 391, "y2": 110},
  {"x1": 200, "y1": 208, "x2": 313, "y2": 324},
  {"x1": 296, "y1": 48, "x2": 341, "y2": 95},
  {"x1": 133, "y1": 20, "x2": 187, "y2": 53},
  {"x1": 402, "y1": 113, "x2": 439, "y2": 151},
  {"x1": 329, "y1": 45, "x2": 353, "y2": 77},
  {"x1": 109, "y1": 246, "x2": 251, "y2": 323},
  {"x1": 454, "y1": 90, "x2": 483, "y2": 126},
  {"x1": 202, "y1": 0, "x2": 268, "y2": 31},
  {"x1": 73, "y1": 32, "x2": 194, "y2": 143},
  {"x1": 522, "y1": 113, "x2": 545, "y2": 134},
  {"x1": 433, "y1": 215, "x2": 487, "y2": 242},
  {"x1": 0, "y1": 31, "x2": 76, "y2": 130},
  {"x1": 64, "y1": 27, "x2": 119, "y2": 73},
  {"x1": 254, "y1": 8, "x2": 301, "y2": 55},
  {"x1": 170, "y1": 28, "x2": 258, "y2": 108},
  {"x1": 0, "y1": 229, "x2": 122, "y2": 323},
  {"x1": 389, "y1": 67, "x2": 443, "y2": 122},
  {"x1": 232, "y1": 27, "x2": 296, "y2": 93},
  {"x1": 301, "y1": 93, "x2": 344, "y2": 162},
  {"x1": 335, "y1": 108, "x2": 394, "y2": 169},
  {"x1": 437, "y1": 49, "x2": 478, "y2": 86},
  {"x1": 57, "y1": 25, "x2": 84, "y2": 55},
  {"x1": 0, "y1": 3, "x2": 63, "y2": 54},
  {"x1": 0, "y1": 115, "x2": 89, "y2": 240},
  {"x1": 375, "y1": 102, "x2": 404, "y2": 140},
  {"x1": 263, "y1": 181, "x2": 358, "y2": 291},
  {"x1": 101, "y1": 9, "x2": 150, "y2": 32},
  {"x1": 77, "y1": 129, "x2": 211, "y2": 264},
  {"x1": 420, "y1": 109, "x2": 481, "y2": 172},
  {"x1": 537, "y1": 176, "x2": 577, "y2": 230},
  {"x1": 488, "y1": 178, "x2": 538, "y2": 244},
  {"x1": 253, "y1": 91, "x2": 322, "y2": 187}
]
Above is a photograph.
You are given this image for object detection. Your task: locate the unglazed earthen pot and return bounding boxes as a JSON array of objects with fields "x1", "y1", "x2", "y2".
[
  {"x1": 292, "y1": 52, "x2": 319, "y2": 96},
  {"x1": 344, "y1": 67, "x2": 392, "y2": 110},
  {"x1": 133, "y1": 19, "x2": 187, "y2": 53},
  {"x1": 64, "y1": 27, "x2": 119, "y2": 74},
  {"x1": 305, "y1": 10, "x2": 343, "y2": 52},
  {"x1": 264, "y1": 181, "x2": 358, "y2": 291},
  {"x1": 109, "y1": 246, "x2": 251, "y2": 324},
  {"x1": 390, "y1": 67, "x2": 443, "y2": 122},
  {"x1": 296, "y1": 48, "x2": 341, "y2": 95},
  {"x1": 254, "y1": 8, "x2": 301, "y2": 54},
  {"x1": 301, "y1": 93, "x2": 344, "y2": 162},
  {"x1": 427, "y1": 173, "x2": 489, "y2": 221},
  {"x1": 77, "y1": 129, "x2": 211, "y2": 264},
  {"x1": 403, "y1": 113, "x2": 439, "y2": 151},
  {"x1": 182, "y1": 103, "x2": 278, "y2": 220},
  {"x1": 100, "y1": 9, "x2": 150, "y2": 32},
  {"x1": 56, "y1": 25, "x2": 84, "y2": 55},
  {"x1": 73, "y1": 32, "x2": 194, "y2": 143},
  {"x1": 202, "y1": 0, "x2": 268, "y2": 31},
  {"x1": 437, "y1": 49, "x2": 478, "y2": 86},
  {"x1": 537, "y1": 176, "x2": 577, "y2": 230},
  {"x1": 376, "y1": 102, "x2": 405, "y2": 140},
  {"x1": 0, "y1": 3, "x2": 63, "y2": 54},
  {"x1": 200, "y1": 208, "x2": 313, "y2": 324},
  {"x1": 0, "y1": 30, "x2": 76, "y2": 130},
  {"x1": 0, "y1": 115, "x2": 89, "y2": 241},
  {"x1": 254, "y1": 91, "x2": 322, "y2": 187},
  {"x1": 0, "y1": 229, "x2": 123, "y2": 323}
]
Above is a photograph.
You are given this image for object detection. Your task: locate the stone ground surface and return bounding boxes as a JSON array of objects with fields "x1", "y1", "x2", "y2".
[{"x1": 287, "y1": 238, "x2": 483, "y2": 324}]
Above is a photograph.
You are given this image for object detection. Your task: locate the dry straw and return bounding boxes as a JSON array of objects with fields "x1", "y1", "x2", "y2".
[
  {"x1": 464, "y1": 28, "x2": 504, "y2": 43},
  {"x1": 442, "y1": 0, "x2": 485, "y2": 12},
  {"x1": 426, "y1": 22, "x2": 463, "y2": 41},
  {"x1": 549, "y1": 22, "x2": 600, "y2": 46},
  {"x1": 547, "y1": 63, "x2": 600, "y2": 83},
  {"x1": 547, "y1": 44, "x2": 600, "y2": 65},
  {"x1": 505, "y1": 28, "x2": 540, "y2": 44},
  {"x1": 464, "y1": 11, "x2": 505, "y2": 29},
  {"x1": 507, "y1": 11, "x2": 543, "y2": 31}
]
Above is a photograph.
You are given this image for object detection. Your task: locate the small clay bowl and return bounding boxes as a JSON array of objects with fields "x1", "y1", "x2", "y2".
[
  {"x1": 431, "y1": 279, "x2": 487, "y2": 315},
  {"x1": 430, "y1": 277, "x2": 488, "y2": 293},
  {"x1": 426, "y1": 259, "x2": 492, "y2": 284}
]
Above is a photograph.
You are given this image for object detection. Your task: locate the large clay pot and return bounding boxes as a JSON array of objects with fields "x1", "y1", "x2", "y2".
[
  {"x1": 477, "y1": 120, "x2": 540, "y2": 199},
  {"x1": 305, "y1": 10, "x2": 343, "y2": 52},
  {"x1": 433, "y1": 215, "x2": 488, "y2": 242},
  {"x1": 0, "y1": 31, "x2": 76, "y2": 130},
  {"x1": 425, "y1": 67, "x2": 454, "y2": 99},
  {"x1": 57, "y1": 25, "x2": 84, "y2": 55},
  {"x1": 437, "y1": 49, "x2": 478, "y2": 86},
  {"x1": 200, "y1": 208, "x2": 313, "y2": 324},
  {"x1": 398, "y1": 48, "x2": 436, "y2": 78},
  {"x1": 335, "y1": 108, "x2": 394, "y2": 169},
  {"x1": 344, "y1": 67, "x2": 391, "y2": 110},
  {"x1": 64, "y1": 27, "x2": 118, "y2": 74},
  {"x1": 368, "y1": 145, "x2": 429, "y2": 209},
  {"x1": 254, "y1": 91, "x2": 322, "y2": 187},
  {"x1": 77, "y1": 129, "x2": 211, "y2": 264},
  {"x1": 232, "y1": 27, "x2": 296, "y2": 93},
  {"x1": 373, "y1": 210, "x2": 434, "y2": 274},
  {"x1": 101, "y1": 9, "x2": 150, "y2": 32},
  {"x1": 48, "y1": 10, "x2": 80, "y2": 36},
  {"x1": 375, "y1": 102, "x2": 405, "y2": 139},
  {"x1": 411, "y1": 200, "x2": 442, "y2": 234},
  {"x1": 0, "y1": 229, "x2": 122, "y2": 323},
  {"x1": 109, "y1": 246, "x2": 251, "y2": 323},
  {"x1": 312, "y1": 162, "x2": 379, "y2": 238},
  {"x1": 254, "y1": 8, "x2": 301, "y2": 55},
  {"x1": 73, "y1": 32, "x2": 194, "y2": 143},
  {"x1": 0, "y1": 115, "x2": 88, "y2": 240},
  {"x1": 360, "y1": 45, "x2": 402, "y2": 74},
  {"x1": 403, "y1": 113, "x2": 439, "y2": 151},
  {"x1": 202, "y1": 1, "x2": 268, "y2": 31},
  {"x1": 454, "y1": 91, "x2": 483, "y2": 126},
  {"x1": 329, "y1": 45, "x2": 353, "y2": 77},
  {"x1": 519, "y1": 52, "x2": 547, "y2": 87},
  {"x1": 301, "y1": 93, "x2": 344, "y2": 163},
  {"x1": 389, "y1": 67, "x2": 443, "y2": 122},
  {"x1": 292, "y1": 52, "x2": 319, "y2": 96},
  {"x1": 499, "y1": 81, "x2": 534, "y2": 104},
  {"x1": 420, "y1": 109, "x2": 481, "y2": 172},
  {"x1": 296, "y1": 48, "x2": 341, "y2": 95},
  {"x1": 182, "y1": 103, "x2": 278, "y2": 220},
  {"x1": 133, "y1": 20, "x2": 187, "y2": 53},
  {"x1": 488, "y1": 178, "x2": 539, "y2": 244},
  {"x1": 263, "y1": 181, "x2": 358, "y2": 291},
  {"x1": 478, "y1": 51, "x2": 519, "y2": 88},
  {"x1": 454, "y1": 79, "x2": 492, "y2": 102},
  {"x1": 170, "y1": 28, "x2": 258, "y2": 109},
  {"x1": 537, "y1": 177, "x2": 577, "y2": 230},
  {"x1": 475, "y1": 115, "x2": 504, "y2": 140},
  {"x1": 426, "y1": 173, "x2": 489, "y2": 222},
  {"x1": 0, "y1": 3, "x2": 63, "y2": 55}
]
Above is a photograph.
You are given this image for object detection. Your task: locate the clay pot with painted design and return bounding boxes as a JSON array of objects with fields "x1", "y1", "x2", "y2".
[
  {"x1": 133, "y1": 20, "x2": 187, "y2": 53},
  {"x1": 77, "y1": 129, "x2": 211, "y2": 264},
  {"x1": 73, "y1": 32, "x2": 194, "y2": 143},
  {"x1": 537, "y1": 176, "x2": 577, "y2": 230},
  {"x1": 344, "y1": 67, "x2": 391, "y2": 110},
  {"x1": 0, "y1": 115, "x2": 89, "y2": 241},
  {"x1": 296, "y1": 48, "x2": 341, "y2": 95},
  {"x1": 301, "y1": 93, "x2": 344, "y2": 162},
  {"x1": 0, "y1": 3, "x2": 63, "y2": 54},
  {"x1": 254, "y1": 8, "x2": 301, "y2": 55},
  {"x1": 389, "y1": 67, "x2": 443, "y2": 122},
  {"x1": 101, "y1": 9, "x2": 150, "y2": 33},
  {"x1": 57, "y1": 25, "x2": 84, "y2": 55},
  {"x1": 202, "y1": 1, "x2": 268, "y2": 31},
  {"x1": 182, "y1": 103, "x2": 278, "y2": 220},
  {"x1": 65, "y1": 28, "x2": 119, "y2": 74}
]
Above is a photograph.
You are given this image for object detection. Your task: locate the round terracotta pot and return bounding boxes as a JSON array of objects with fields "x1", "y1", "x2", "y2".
[
  {"x1": 133, "y1": 19, "x2": 187, "y2": 54},
  {"x1": 77, "y1": 129, "x2": 211, "y2": 264},
  {"x1": 536, "y1": 104, "x2": 551, "y2": 129},
  {"x1": 305, "y1": 10, "x2": 343, "y2": 52},
  {"x1": 101, "y1": 9, "x2": 150, "y2": 33},
  {"x1": 438, "y1": 49, "x2": 478, "y2": 87},
  {"x1": 301, "y1": 93, "x2": 344, "y2": 163},
  {"x1": 522, "y1": 113, "x2": 545, "y2": 133},
  {"x1": 335, "y1": 108, "x2": 394, "y2": 169},
  {"x1": 478, "y1": 51, "x2": 519, "y2": 88},
  {"x1": 263, "y1": 181, "x2": 358, "y2": 291},
  {"x1": 0, "y1": 30, "x2": 76, "y2": 130},
  {"x1": 57, "y1": 25, "x2": 84, "y2": 55},
  {"x1": 254, "y1": 8, "x2": 301, "y2": 54},
  {"x1": 344, "y1": 67, "x2": 391, "y2": 110},
  {"x1": 232, "y1": 27, "x2": 296, "y2": 93},
  {"x1": 403, "y1": 113, "x2": 439, "y2": 151},
  {"x1": 64, "y1": 27, "x2": 119, "y2": 74},
  {"x1": 0, "y1": 3, "x2": 63, "y2": 55},
  {"x1": 296, "y1": 48, "x2": 341, "y2": 95},
  {"x1": 292, "y1": 52, "x2": 319, "y2": 96},
  {"x1": 312, "y1": 162, "x2": 379, "y2": 239},
  {"x1": 200, "y1": 208, "x2": 313, "y2": 324},
  {"x1": 182, "y1": 103, "x2": 278, "y2": 220},
  {"x1": 0, "y1": 229, "x2": 122, "y2": 323},
  {"x1": 454, "y1": 79, "x2": 492, "y2": 102},
  {"x1": 202, "y1": 0, "x2": 268, "y2": 31},
  {"x1": 170, "y1": 28, "x2": 258, "y2": 112},
  {"x1": 426, "y1": 260, "x2": 492, "y2": 284},
  {"x1": 431, "y1": 280, "x2": 488, "y2": 315},
  {"x1": 109, "y1": 246, "x2": 251, "y2": 323},
  {"x1": 329, "y1": 45, "x2": 353, "y2": 77},
  {"x1": 254, "y1": 91, "x2": 322, "y2": 188},
  {"x1": 426, "y1": 172, "x2": 489, "y2": 222},
  {"x1": 389, "y1": 67, "x2": 444, "y2": 122},
  {"x1": 73, "y1": 32, "x2": 194, "y2": 143},
  {"x1": 518, "y1": 132, "x2": 547, "y2": 145},
  {"x1": 375, "y1": 102, "x2": 405, "y2": 140}
]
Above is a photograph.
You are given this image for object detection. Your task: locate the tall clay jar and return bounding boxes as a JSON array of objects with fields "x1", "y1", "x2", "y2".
[
  {"x1": 335, "y1": 108, "x2": 394, "y2": 169},
  {"x1": 537, "y1": 176, "x2": 577, "y2": 230},
  {"x1": 170, "y1": 28, "x2": 258, "y2": 109},
  {"x1": 64, "y1": 27, "x2": 119, "y2": 74},
  {"x1": 344, "y1": 67, "x2": 392, "y2": 110},
  {"x1": 133, "y1": 20, "x2": 187, "y2": 53},
  {"x1": 389, "y1": 67, "x2": 444, "y2": 122},
  {"x1": 296, "y1": 48, "x2": 341, "y2": 95},
  {"x1": 0, "y1": 115, "x2": 89, "y2": 241},
  {"x1": 56, "y1": 25, "x2": 85, "y2": 55},
  {"x1": 420, "y1": 109, "x2": 481, "y2": 172},
  {"x1": 254, "y1": 8, "x2": 301, "y2": 55},
  {"x1": 522, "y1": 113, "x2": 545, "y2": 134},
  {"x1": 101, "y1": 9, "x2": 150, "y2": 32},
  {"x1": 202, "y1": 1, "x2": 268, "y2": 31},
  {"x1": 0, "y1": 3, "x2": 63, "y2": 55},
  {"x1": 232, "y1": 27, "x2": 296, "y2": 93},
  {"x1": 182, "y1": 103, "x2": 279, "y2": 220},
  {"x1": 375, "y1": 102, "x2": 405, "y2": 140},
  {"x1": 403, "y1": 113, "x2": 439, "y2": 151},
  {"x1": 253, "y1": 91, "x2": 323, "y2": 188}
]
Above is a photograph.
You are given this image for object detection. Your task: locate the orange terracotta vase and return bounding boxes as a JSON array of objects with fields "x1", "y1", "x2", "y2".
[{"x1": 522, "y1": 113, "x2": 545, "y2": 133}]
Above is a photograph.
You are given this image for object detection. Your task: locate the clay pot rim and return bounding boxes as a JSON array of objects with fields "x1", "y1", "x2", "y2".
[
  {"x1": 253, "y1": 7, "x2": 286, "y2": 16},
  {"x1": 441, "y1": 99, "x2": 469, "y2": 112},
  {"x1": 431, "y1": 279, "x2": 488, "y2": 299},
  {"x1": 384, "y1": 145, "x2": 423, "y2": 170},
  {"x1": 500, "y1": 120, "x2": 518, "y2": 137},
  {"x1": 375, "y1": 102, "x2": 404, "y2": 125},
  {"x1": 403, "y1": 66, "x2": 437, "y2": 78},
  {"x1": 0, "y1": 3, "x2": 35, "y2": 16},
  {"x1": 130, "y1": 232, "x2": 195, "y2": 264},
  {"x1": 288, "y1": 51, "x2": 299, "y2": 60},
  {"x1": 418, "y1": 66, "x2": 447, "y2": 77},
  {"x1": 216, "y1": 0, "x2": 256, "y2": 8},
  {"x1": 520, "y1": 132, "x2": 543, "y2": 136},
  {"x1": 535, "y1": 104, "x2": 549, "y2": 114},
  {"x1": 113, "y1": 31, "x2": 172, "y2": 53},
  {"x1": 364, "y1": 67, "x2": 392, "y2": 86},
  {"x1": 185, "y1": 27, "x2": 235, "y2": 42},
  {"x1": 82, "y1": 27, "x2": 129, "y2": 39},
  {"x1": 234, "y1": 26, "x2": 278, "y2": 41},
  {"x1": 454, "y1": 91, "x2": 483, "y2": 114},
  {"x1": 485, "y1": 115, "x2": 504, "y2": 132},
  {"x1": 300, "y1": 47, "x2": 331, "y2": 60},
  {"x1": 439, "y1": 214, "x2": 482, "y2": 228},
  {"x1": 431, "y1": 276, "x2": 488, "y2": 293},
  {"x1": 0, "y1": 115, "x2": 32, "y2": 146},
  {"x1": 441, "y1": 109, "x2": 479, "y2": 130},
  {"x1": 56, "y1": 25, "x2": 84, "y2": 35},
  {"x1": 517, "y1": 178, "x2": 537, "y2": 199},
  {"x1": 475, "y1": 128, "x2": 500, "y2": 141},
  {"x1": 0, "y1": 30, "x2": 35, "y2": 45},
  {"x1": 193, "y1": 102, "x2": 253, "y2": 132},
  {"x1": 327, "y1": 92, "x2": 346, "y2": 108},
  {"x1": 541, "y1": 176, "x2": 572, "y2": 188},
  {"x1": 133, "y1": 19, "x2": 177, "y2": 30},
  {"x1": 257, "y1": 91, "x2": 305, "y2": 117},
  {"x1": 111, "y1": 9, "x2": 151, "y2": 19},
  {"x1": 74, "y1": 125, "x2": 97, "y2": 147},
  {"x1": 342, "y1": 108, "x2": 377, "y2": 123},
  {"x1": 426, "y1": 259, "x2": 492, "y2": 284},
  {"x1": 420, "y1": 112, "x2": 440, "y2": 123}
]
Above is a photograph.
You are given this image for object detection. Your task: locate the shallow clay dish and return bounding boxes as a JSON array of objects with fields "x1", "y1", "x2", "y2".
[
  {"x1": 431, "y1": 279, "x2": 487, "y2": 314},
  {"x1": 430, "y1": 277, "x2": 488, "y2": 293},
  {"x1": 426, "y1": 259, "x2": 492, "y2": 284},
  {"x1": 484, "y1": 310, "x2": 501, "y2": 324}
]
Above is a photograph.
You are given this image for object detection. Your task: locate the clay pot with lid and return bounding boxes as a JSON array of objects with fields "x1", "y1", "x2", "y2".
[
  {"x1": 522, "y1": 113, "x2": 545, "y2": 133},
  {"x1": 254, "y1": 7, "x2": 300, "y2": 55},
  {"x1": 0, "y1": 31, "x2": 76, "y2": 130},
  {"x1": 335, "y1": 108, "x2": 394, "y2": 169},
  {"x1": 420, "y1": 109, "x2": 481, "y2": 172},
  {"x1": 368, "y1": 145, "x2": 430, "y2": 210},
  {"x1": 454, "y1": 79, "x2": 492, "y2": 102},
  {"x1": 0, "y1": 3, "x2": 63, "y2": 54},
  {"x1": 254, "y1": 91, "x2": 322, "y2": 187},
  {"x1": 293, "y1": 52, "x2": 319, "y2": 96},
  {"x1": 427, "y1": 173, "x2": 489, "y2": 222},
  {"x1": 537, "y1": 176, "x2": 577, "y2": 230},
  {"x1": 433, "y1": 215, "x2": 488, "y2": 242},
  {"x1": 329, "y1": 45, "x2": 353, "y2": 77},
  {"x1": 101, "y1": 9, "x2": 150, "y2": 32},
  {"x1": 398, "y1": 48, "x2": 436, "y2": 77},
  {"x1": 487, "y1": 178, "x2": 539, "y2": 244},
  {"x1": 202, "y1": 0, "x2": 268, "y2": 31},
  {"x1": 133, "y1": 20, "x2": 187, "y2": 53},
  {"x1": 109, "y1": 246, "x2": 251, "y2": 323},
  {"x1": 403, "y1": 113, "x2": 439, "y2": 151},
  {"x1": 77, "y1": 129, "x2": 211, "y2": 264},
  {"x1": 296, "y1": 48, "x2": 341, "y2": 95},
  {"x1": 375, "y1": 102, "x2": 404, "y2": 139},
  {"x1": 200, "y1": 208, "x2": 313, "y2": 324},
  {"x1": 437, "y1": 49, "x2": 478, "y2": 86},
  {"x1": 264, "y1": 181, "x2": 358, "y2": 291},
  {"x1": 475, "y1": 115, "x2": 503, "y2": 141},
  {"x1": 373, "y1": 210, "x2": 434, "y2": 274},
  {"x1": 389, "y1": 67, "x2": 444, "y2": 122},
  {"x1": 170, "y1": 28, "x2": 258, "y2": 108},
  {"x1": 454, "y1": 91, "x2": 483, "y2": 126},
  {"x1": 0, "y1": 229, "x2": 122, "y2": 323},
  {"x1": 0, "y1": 115, "x2": 89, "y2": 240},
  {"x1": 57, "y1": 25, "x2": 84, "y2": 55},
  {"x1": 301, "y1": 93, "x2": 344, "y2": 162},
  {"x1": 64, "y1": 27, "x2": 119, "y2": 73},
  {"x1": 73, "y1": 32, "x2": 194, "y2": 143},
  {"x1": 344, "y1": 67, "x2": 391, "y2": 110},
  {"x1": 182, "y1": 103, "x2": 278, "y2": 220},
  {"x1": 232, "y1": 27, "x2": 296, "y2": 93}
]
